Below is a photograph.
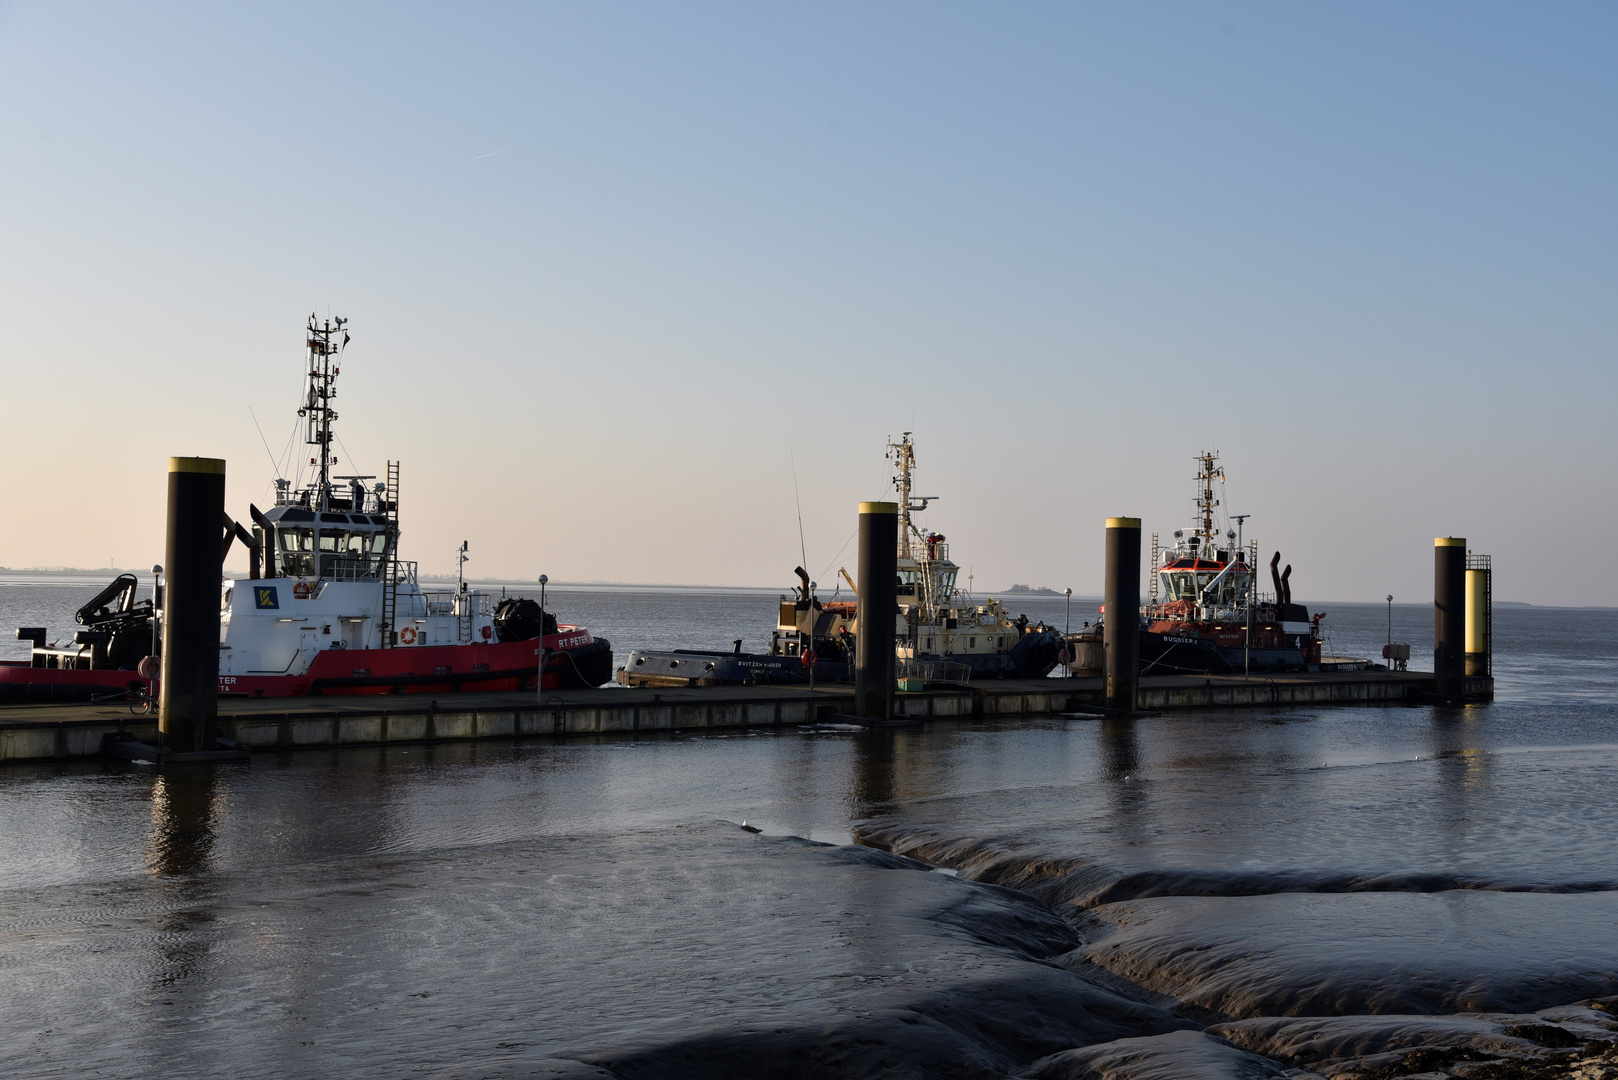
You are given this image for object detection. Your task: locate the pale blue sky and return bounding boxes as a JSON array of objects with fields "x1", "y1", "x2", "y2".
[{"x1": 1, "y1": 3, "x2": 1613, "y2": 604}]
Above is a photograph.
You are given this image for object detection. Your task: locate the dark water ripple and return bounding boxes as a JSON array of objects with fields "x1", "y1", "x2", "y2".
[{"x1": 2, "y1": 591, "x2": 1616, "y2": 1077}]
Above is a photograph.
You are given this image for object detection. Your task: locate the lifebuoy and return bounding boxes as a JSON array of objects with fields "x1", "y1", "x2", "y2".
[
  {"x1": 801, "y1": 649, "x2": 818, "y2": 667},
  {"x1": 293, "y1": 581, "x2": 312, "y2": 599},
  {"x1": 400, "y1": 627, "x2": 417, "y2": 644}
]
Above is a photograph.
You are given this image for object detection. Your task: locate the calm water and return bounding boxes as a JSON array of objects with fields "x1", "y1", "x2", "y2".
[{"x1": 2, "y1": 579, "x2": 1615, "y2": 1077}]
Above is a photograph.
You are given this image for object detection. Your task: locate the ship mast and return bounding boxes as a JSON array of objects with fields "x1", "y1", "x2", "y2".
[
  {"x1": 1195, "y1": 451, "x2": 1221, "y2": 546},
  {"x1": 299, "y1": 314, "x2": 349, "y2": 511},
  {"x1": 889, "y1": 434, "x2": 916, "y2": 558},
  {"x1": 886, "y1": 433, "x2": 938, "y2": 559}
]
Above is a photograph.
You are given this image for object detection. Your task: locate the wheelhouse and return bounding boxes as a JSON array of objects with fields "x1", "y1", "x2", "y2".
[
  {"x1": 260, "y1": 503, "x2": 394, "y2": 581},
  {"x1": 1157, "y1": 555, "x2": 1252, "y2": 608}
]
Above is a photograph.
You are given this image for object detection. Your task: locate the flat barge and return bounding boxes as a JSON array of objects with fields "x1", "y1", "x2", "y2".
[{"x1": 0, "y1": 670, "x2": 1492, "y2": 763}]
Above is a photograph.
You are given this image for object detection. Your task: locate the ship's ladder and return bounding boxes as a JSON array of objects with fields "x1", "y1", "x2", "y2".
[{"x1": 380, "y1": 460, "x2": 400, "y2": 648}]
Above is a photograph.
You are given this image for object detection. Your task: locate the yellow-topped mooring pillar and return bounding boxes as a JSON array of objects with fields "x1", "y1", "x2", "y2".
[
  {"x1": 1104, "y1": 518, "x2": 1141, "y2": 711},
  {"x1": 159, "y1": 457, "x2": 226, "y2": 752},
  {"x1": 855, "y1": 501, "x2": 898, "y2": 722},
  {"x1": 1433, "y1": 537, "x2": 1467, "y2": 700},
  {"x1": 1466, "y1": 554, "x2": 1492, "y2": 678}
]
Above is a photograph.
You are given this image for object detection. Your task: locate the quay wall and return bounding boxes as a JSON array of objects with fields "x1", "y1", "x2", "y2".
[{"x1": 0, "y1": 673, "x2": 1492, "y2": 763}]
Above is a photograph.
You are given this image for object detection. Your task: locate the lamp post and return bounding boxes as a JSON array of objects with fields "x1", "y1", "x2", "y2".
[
  {"x1": 150, "y1": 563, "x2": 163, "y2": 691},
  {"x1": 1063, "y1": 587, "x2": 1073, "y2": 676},
  {"x1": 1244, "y1": 571, "x2": 1252, "y2": 679},
  {"x1": 807, "y1": 580, "x2": 817, "y2": 696},
  {"x1": 537, "y1": 574, "x2": 550, "y2": 697},
  {"x1": 1386, "y1": 594, "x2": 1393, "y2": 656}
]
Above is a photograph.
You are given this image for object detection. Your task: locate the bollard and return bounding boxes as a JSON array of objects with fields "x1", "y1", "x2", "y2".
[
  {"x1": 1433, "y1": 537, "x2": 1466, "y2": 699},
  {"x1": 1465, "y1": 555, "x2": 1491, "y2": 679},
  {"x1": 159, "y1": 457, "x2": 226, "y2": 752},
  {"x1": 855, "y1": 501, "x2": 898, "y2": 721},
  {"x1": 1104, "y1": 517, "x2": 1141, "y2": 711}
]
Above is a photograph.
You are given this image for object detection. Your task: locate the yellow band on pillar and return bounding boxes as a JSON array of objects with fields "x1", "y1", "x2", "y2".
[
  {"x1": 859, "y1": 501, "x2": 898, "y2": 515},
  {"x1": 1434, "y1": 537, "x2": 1466, "y2": 548},
  {"x1": 1106, "y1": 517, "x2": 1142, "y2": 529},
  {"x1": 169, "y1": 457, "x2": 226, "y2": 475}
]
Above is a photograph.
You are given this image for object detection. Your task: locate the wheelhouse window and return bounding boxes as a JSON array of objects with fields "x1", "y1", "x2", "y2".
[
  {"x1": 322, "y1": 529, "x2": 383, "y2": 579},
  {"x1": 279, "y1": 528, "x2": 316, "y2": 578}
]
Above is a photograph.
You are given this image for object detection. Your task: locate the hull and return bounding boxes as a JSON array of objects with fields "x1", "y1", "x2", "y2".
[
  {"x1": 1139, "y1": 624, "x2": 1317, "y2": 675},
  {"x1": 0, "y1": 635, "x2": 614, "y2": 703},
  {"x1": 618, "y1": 649, "x2": 842, "y2": 688},
  {"x1": 224, "y1": 633, "x2": 613, "y2": 696},
  {"x1": 617, "y1": 629, "x2": 1063, "y2": 688},
  {"x1": 903, "y1": 628, "x2": 1064, "y2": 681},
  {"x1": 0, "y1": 663, "x2": 145, "y2": 705}
]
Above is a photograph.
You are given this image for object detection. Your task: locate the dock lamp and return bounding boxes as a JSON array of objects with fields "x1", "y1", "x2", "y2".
[
  {"x1": 807, "y1": 580, "x2": 817, "y2": 695},
  {"x1": 536, "y1": 574, "x2": 550, "y2": 698},
  {"x1": 150, "y1": 564, "x2": 164, "y2": 684},
  {"x1": 1387, "y1": 594, "x2": 1393, "y2": 654},
  {"x1": 1064, "y1": 587, "x2": 1074, "y2": 677}
]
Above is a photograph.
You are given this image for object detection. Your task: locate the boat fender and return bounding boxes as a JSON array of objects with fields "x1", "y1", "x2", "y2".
[
  {"x1": 401, "y1": 627, "x2": 417, "y2": 644},
  {"x1": 480, "y1": 625, "x2": 492, "y2": 640}
]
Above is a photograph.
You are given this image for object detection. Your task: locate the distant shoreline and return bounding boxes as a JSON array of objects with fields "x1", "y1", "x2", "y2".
[{"x1": 0, "y1": 568, "x2": 1583, "y2": 608}]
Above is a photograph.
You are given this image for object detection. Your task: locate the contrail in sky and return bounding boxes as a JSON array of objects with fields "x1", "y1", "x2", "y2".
[{"x1": 475, "y1": 148, "x2": 515, "y2": 159}]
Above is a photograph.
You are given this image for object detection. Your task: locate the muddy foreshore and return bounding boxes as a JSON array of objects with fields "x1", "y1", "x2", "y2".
[
  {"x1": 853, "y1": 820, "x2": 1618, "y2": 1077},
  {"x1": 5, "y1": 818, "x2": 1616, "y2": 1079}
]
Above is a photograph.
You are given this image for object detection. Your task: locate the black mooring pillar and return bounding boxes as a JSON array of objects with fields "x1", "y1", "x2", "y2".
[
  {"x1": 1434, "y1": 536, "x2": 1467, "y2": 699},
  {"x1": 855, "y1": 501, "x2": 898, "y2": 721},
  {"x1": 159, "y1": 457, "x2": 227, "y2": 752},
  {"x1": 1104, "y1": 517, "x2": 1141, "y2": 711}
]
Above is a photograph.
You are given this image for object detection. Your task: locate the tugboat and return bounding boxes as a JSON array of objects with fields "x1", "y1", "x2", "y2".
[
  {"x1": 1074, "y1": 452, "x2": 1322, "y2": 676},
  {"x1": 617, "y1": 433, "x2": 1062, "y2": 686},
  {"x1": 2, "y1": 315, "x2": 612, "y2": 703}
]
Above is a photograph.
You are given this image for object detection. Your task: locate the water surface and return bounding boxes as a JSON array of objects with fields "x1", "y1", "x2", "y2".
[{"x1": 2, "y1": 588, "x2": 1615, "y2": 1077}]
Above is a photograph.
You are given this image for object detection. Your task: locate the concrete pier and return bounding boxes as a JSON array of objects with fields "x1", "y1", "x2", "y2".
[{"x1": 0, "y1": 669, "x2": 1492, "y2": 763}]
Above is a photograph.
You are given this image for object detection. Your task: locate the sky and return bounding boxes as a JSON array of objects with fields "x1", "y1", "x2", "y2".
[{"x1": 1, "y1": 3, "x2": 1613, "y2": 605}]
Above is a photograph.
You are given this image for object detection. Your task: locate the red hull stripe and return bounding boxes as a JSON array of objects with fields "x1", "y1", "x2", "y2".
[{"x1": 0, "y1": 631, "x2": 597, "y2": 699}]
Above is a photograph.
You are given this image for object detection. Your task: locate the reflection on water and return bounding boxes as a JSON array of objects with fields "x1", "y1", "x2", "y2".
[
  {"x1": 6, "y1": 693, "x2": 1618, "y2": 896},
  {"x1": 147, "y1": 771, "x2": 220, "y2": 877},
  {"x1": 1099, "y1": 718, "x2": 1141, "y2": 782}
]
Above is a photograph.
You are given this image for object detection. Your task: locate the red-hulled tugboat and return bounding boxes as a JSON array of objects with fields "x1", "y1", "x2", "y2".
[
  {"x1": 1107, "y1": 452, "x2": 1323, "y2": 675},
  {"x1": 1, "y1": 315, "x2": 612, "y2": 704}
]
